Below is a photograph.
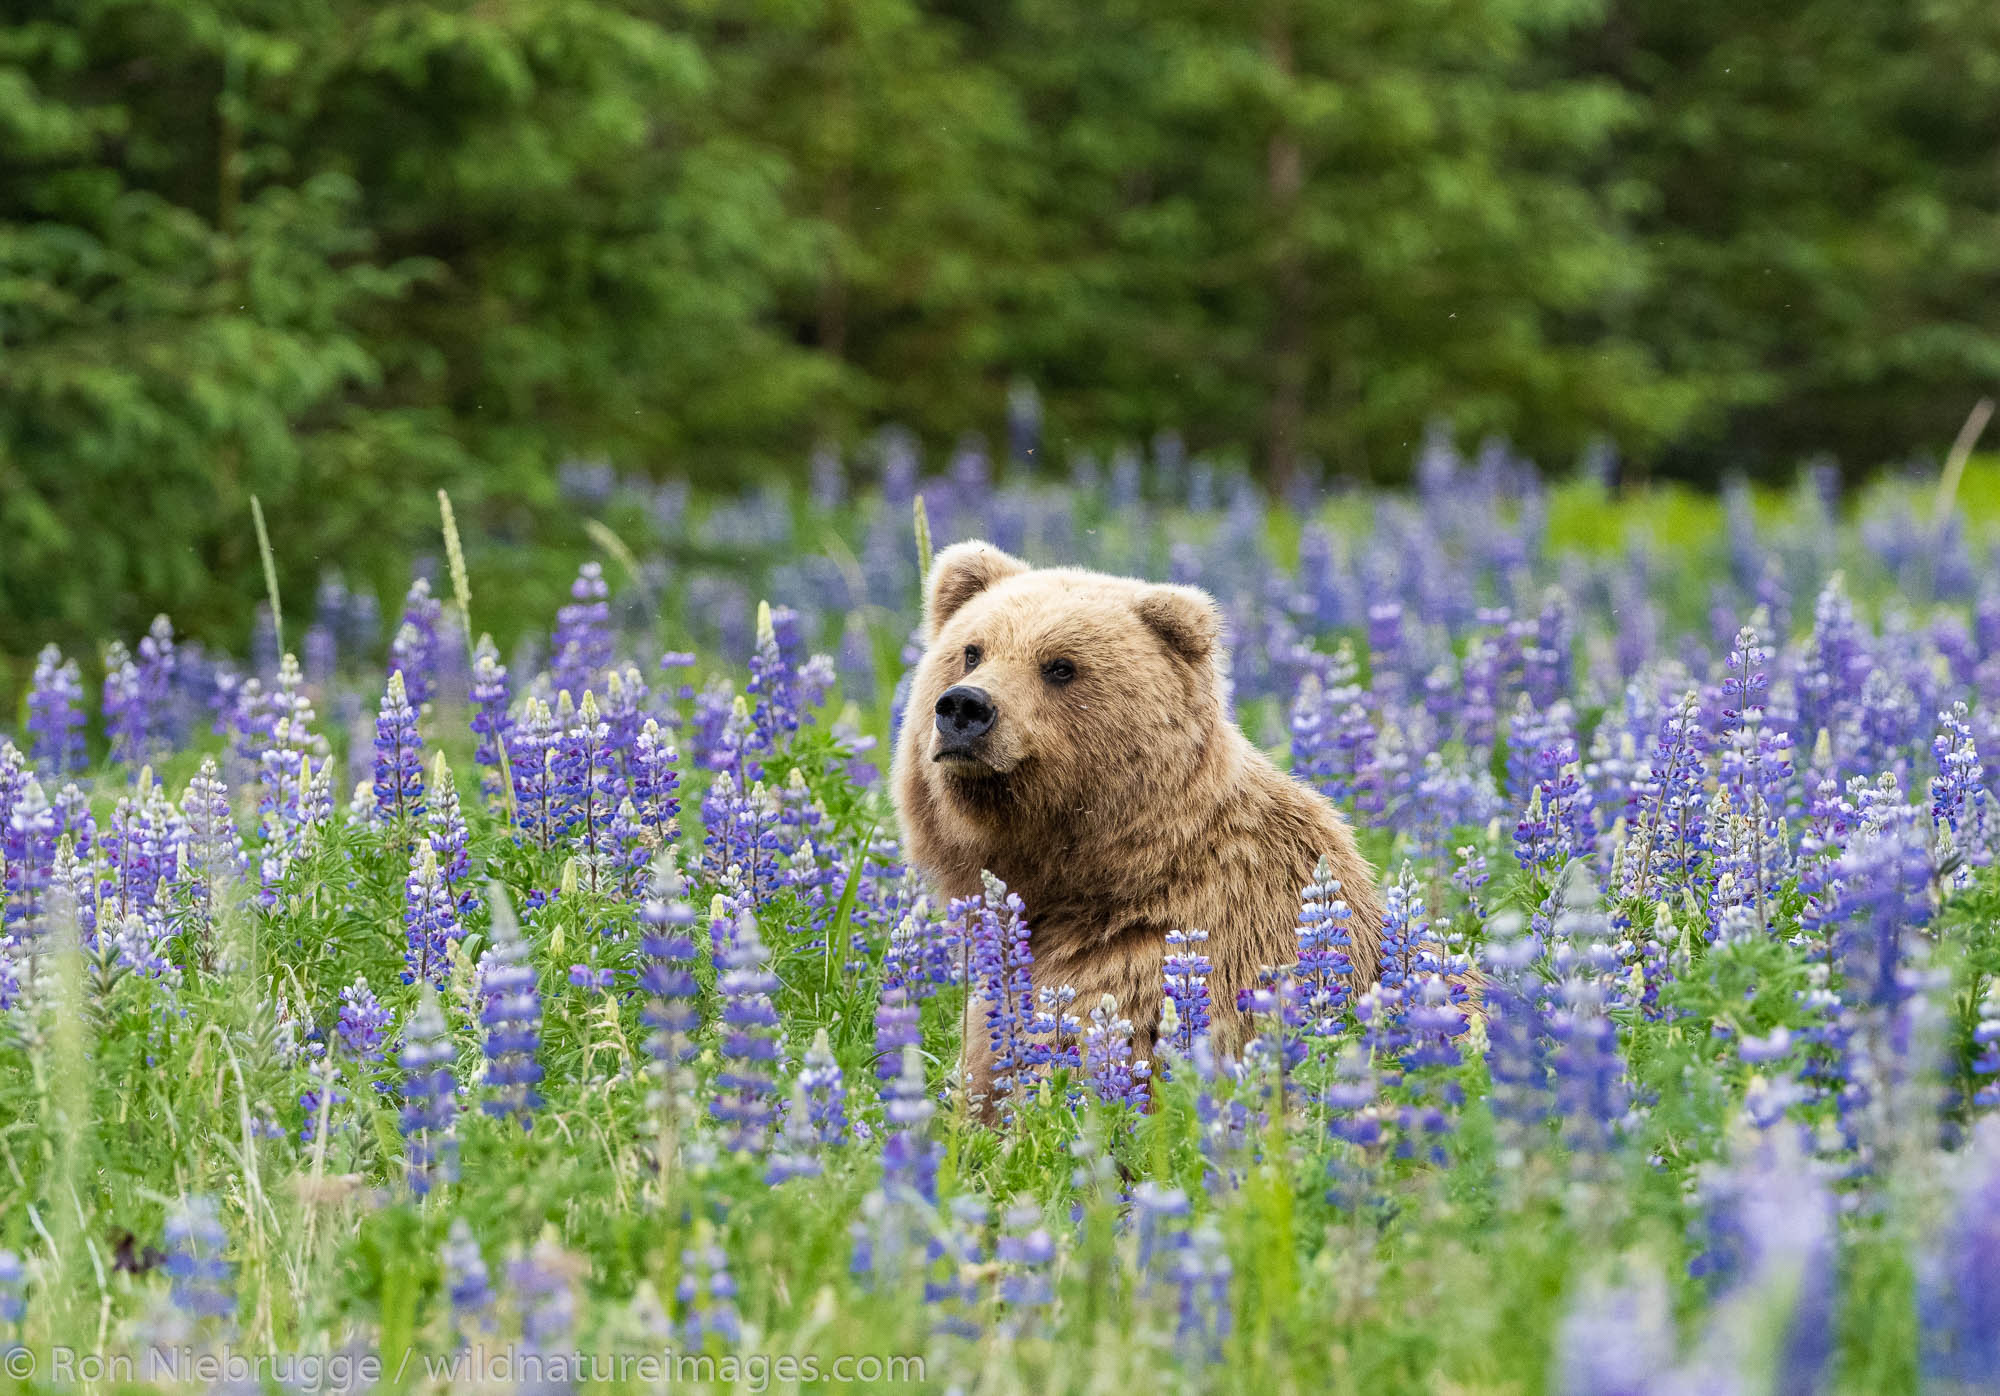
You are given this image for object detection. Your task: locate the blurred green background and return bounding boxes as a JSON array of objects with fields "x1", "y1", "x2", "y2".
[{"x1": 5, "y1": 0, "x2": 1999, "y2": 663}]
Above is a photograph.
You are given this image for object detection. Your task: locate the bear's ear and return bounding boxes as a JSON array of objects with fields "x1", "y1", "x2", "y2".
[
  {"x1": 1135, "y1": 584, "x2": 1221, "y2": 666},
  {"x1": 924, "y1": 541, "x2": 1030, "y2": 640}
]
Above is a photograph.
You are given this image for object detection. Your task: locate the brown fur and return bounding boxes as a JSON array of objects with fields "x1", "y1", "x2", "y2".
[{"x1": 892, "y1": 540, "x2": 1386, "y2": 1105}]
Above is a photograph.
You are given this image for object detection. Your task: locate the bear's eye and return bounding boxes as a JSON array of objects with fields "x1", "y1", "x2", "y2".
[
  {"x1": 1042, "y1": 658, "x2": 1077, "y2": 685},
  {"x1": 963, "y1": 644, "x2": 983, "y2": 672}
]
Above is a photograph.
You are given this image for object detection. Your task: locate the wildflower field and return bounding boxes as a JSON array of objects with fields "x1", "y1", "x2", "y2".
[{"x1": 4, "y1": 439, "x2": 2000, "y2": 1394}]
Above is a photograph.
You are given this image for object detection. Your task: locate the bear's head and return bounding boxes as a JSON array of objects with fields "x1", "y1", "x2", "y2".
[{"x1": 900, "y1": 540, "x2": 1227, "y2": 830}]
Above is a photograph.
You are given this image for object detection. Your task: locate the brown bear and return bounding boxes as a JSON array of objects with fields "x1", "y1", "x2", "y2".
[{"x1": 892, "y1": 540, "x2": 1385, "y2": 1106}]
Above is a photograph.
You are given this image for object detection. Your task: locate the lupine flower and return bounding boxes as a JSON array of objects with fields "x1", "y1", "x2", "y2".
[
  {"x1": 1922, "y1": 1115, "x2": 2000, "y2": 1386},
  {"x1": 468, "y1": 635, "x2": 513, "y2": 807},
  {"x1": 697, "y1": 768, "x2": 778, "y2": 898},
  {"x1": 337, "y1": 976, "x2": 391, "y2": 1061},
  {"x1": 3, "y1": 776, "x2": 57, "y2": 934},
  {"x1": 637, "y1": 862, "x2": 702, "y2": 1133},
  {"x1": 403, "y1": 845, "x2": 460, "y2": 987},
  {"x1": 175, "y1": 758, "x2": 245, "y2": 967},
  {"x1": 479, "y1": 894, "x2": 544, "y2": 1126},
  {"x1": 388, "y1": 578, "x2": 444, "y2": 708},
  {"x1": 923, "y1": 1194, "x2": 988, "y2": 1338},
  {"x1": 1290, "y1": 647, "x2": 1377, "y2": 807},
  {"x1": 1162, "y1": 929, "x2": 1215, "y2": 1060},
  {"x1": 102, "y1": 641, "x2": 150, "y2": 767},
  {"x1": 1170, "y1": 1223, "x2": 1233, "y2": 1362},
  {"x1": 554, "y1": 690, "x2": 620, "y2": 891},
  {"x1": 1623, "y1": 690, "x2": 1710, "y2": 897},
  {"x1": 676, "y1": 1227, "x2": 743, "y2": 1350},
  {"x1": 1084, "y1": 993, "x2": 1150, "y2": 1108},
  {"x1": 631, "y1": 718, "x2": 682, "y2": 858},
  {"x1": 766, "y1": 1079, "x2": 825, "y2": 1185},
  {"x1": 712, "y1": 909, "x2": 783, "y2": 1156},
  {"x1": 873, "y1": 982, "x2": 921, "y2": 1082},
  {"x1": 164, "y1": 1195, "x2": 235, "y2": 1322},
  {"x1": 882, "y1": 1044, "x2": 938, "y2": 1205},
  {"x1": 426, "y1": 751, "x2": 472, "y2": 909},
  {"x1": 551, "y1": 562, "x2": 614, "y2": 702},
  {"x1": 1554, "y1": 1271, "x2": 1674, "y2": 1396},
  {"x1": 1931, "y1": 703, "x2": 1991, "y2": 883},
  {"x1": 509, "y1": 1236, "x2": 580, "y2": 1356},
  {"x1": 507, "y1": 698, "x2": 559, "y2": 850},
  {"x1": 26, "y1": 645, "x2": 86, "y2": 776},
  {"x1": 372, "y1": 671, "x2": 427, "y2": 825},
  {"x1": 969, "y1": 872, "x2": 1037, "y2": 1113},
  {"x1": 443, "y1": 1219, "x2": 493, "y2": 1335},
  {"x1": 0, "y1": 1247, "x2": 23, "y2": 1327},
  {"x1": 1292, "y1": 857, "x2": 1354, "y2": 1034},
  {"x1": 798, "y1": 1026, "x2": 850, "y2": 1145},
  {"x1": 399, "y1": 987, "x2": 458, "y2": 1196}
]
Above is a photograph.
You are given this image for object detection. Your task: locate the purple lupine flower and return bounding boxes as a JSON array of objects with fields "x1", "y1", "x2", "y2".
[
  {"x1": 1289, "y1": 645, "x2": 1375, "y2": 807},
  {"x1": 631, "y1": 718, "x2": 682, "y2": 858},
  {"x1": 924, "y1": 1194, "x2": 988, "y2": 1338},
  {"x1": 479, "y1": 895, "x2": 543, "y2": 1127},
  {"x1": 599, "y1": 664, "x2": 649, "y2": 771},
  {"x1": 881, "y1": 1044, "x2": 939, "y2": 1205},
  {"x1": 995, "y1": 1201, "x2": 1057, "y2": 1334},
  {"x1": 468, "y1": 635, "x2": 512, "y2": 808},
  {"x1": 442, "y1": 1219, "x2": 492, "y2": 1333},
  {"x1": 510, "y1": 1236, "x2": 579, "y2": 1356},
  {"x1": 506, "y1": 698, "x2": 558, "y2": 851},
  {"x1": 969, "y1": 873, "x2": 1036, "y2": 1114},
  {"x1": 1554, "y1": 1272, "x2": 1674, "y2": 1396},
  {"x1": 551, "y1": 562, "x2": 615, "y2": 703},
  {"x1": 767, "y1": 1080, "x2": 826, "y2": 1185},
  {"x1": 26, "y1": 645, "x2": 86, "y2": 777},
  {"x1": 1170, "y1": 1223, "x2": 1233, "y2": 1362},
  {"x1": 748, "y1": 601, "x2": 834, "y2": 752},
  {"x1": 337, "y1": 976, "x2": 391, "y2": 1061},
  {"x1": 1622, "y1": 690, "x2": 1710, "y2": 898},
  {"x1": 712, "y1": 910, "x2": 783, "y2": 1156},
  {"x1": 637, "y1": 861, "x2": 702, "y2": 1130},
  {"x1": 1483, "y1": 932, "x2": 1554, "y2": 1150},
  {"x1": 798, "y1": 1026, "x2": 849, "y2": 1145},
  {"x1": 3, "y1": 776, "x2": 57, "y2": 934},
  {"x1": 175, "y1": 759, "x2": 246, "y2": 968},
  {"x1": 372, "y1": 671, "x2": 427, "y2": 825},
  {"x1": 1932, "y1": 703, "x2": 1991, "y2": 883},
  {"x1": 1083, "y1": 993, "x2": 1150, "y2": 1108},
  {"x1": 102, "y1": 641, "x2": 147, "y2": 768},
  {"x1": 164, "y1": 1195, "x2": 235, "y2": 1322},
  {"x1": 388, "y1": 578, "x2": 444, "y2": 708},
  {"x1": 1548, "y1": 975, "x2": 1630, "y2": 1167},
  {"x1": 1922, "y1": 1116, "x2": 2000, "y2": 1386},
  {"x1": 1971, "y1": 982, "x2": 2000, "y2": 1109},
  {"x1": 1524, "y1": 589, "x2": 1573, "y2": 708},
  {"x1": 1162, "y1": 929, "x2": 1215, "y2": 1060},
  {"x1": 402, "y1": 845, "x2": 459, "y2": 987},
  {"x1": 873, "y1": 982, "x2": 921, "y2": 1082},
  {"x1": 0, "y1": 1247, "x2": 23, "y2": 1326},
  {"x1": 399, "y1": 987, "x2": 458, "y2": 1196},
  {"x1": 676, "y1": 1230, "x2": 743, "y2": 1350},
  {"x1": 554, "y1": 691, "x2": 620, "y2": 892},
  {"x1": 1293, "y1": 857, "x2": 1354, "y2": 1035},
  {"x1": 699, "y1": 770, "x2": 782, "y2": 902},
  {"x1": 426, "y1": 752, "x2": 472, "y2": 908}
]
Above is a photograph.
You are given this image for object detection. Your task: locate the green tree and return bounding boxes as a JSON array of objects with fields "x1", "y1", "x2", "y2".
[
  {"x1": 1585, "y1": 0, "x2": 2000, "y2": 477},
  {"x1": 980, "y1": 0, "x2": 1693, "y2": 481}
]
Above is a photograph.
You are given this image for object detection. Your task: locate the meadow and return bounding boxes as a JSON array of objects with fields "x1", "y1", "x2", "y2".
[{"x1": 2, "y1": 435, "x2": 1999, "y2": 1393}]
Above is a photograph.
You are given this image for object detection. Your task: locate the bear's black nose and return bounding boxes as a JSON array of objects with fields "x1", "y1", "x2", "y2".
[{"x1": 935, "y1": 685, "x2": 996, "y2": 745}]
